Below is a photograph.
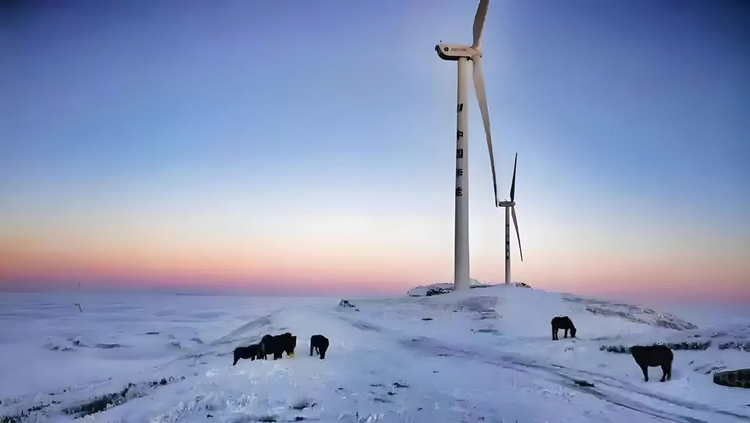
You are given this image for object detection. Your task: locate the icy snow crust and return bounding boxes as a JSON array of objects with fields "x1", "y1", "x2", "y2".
[{"x1": 1, "y1": 287, "x2": 749, "y2": 423}]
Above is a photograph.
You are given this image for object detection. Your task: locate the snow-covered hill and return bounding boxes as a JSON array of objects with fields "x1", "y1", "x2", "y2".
[{"x1": 0, "y1": 287, "x2": 748, "y2": 423}]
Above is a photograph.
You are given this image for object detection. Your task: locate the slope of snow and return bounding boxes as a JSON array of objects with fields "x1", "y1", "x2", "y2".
[{"x1": 1, "y1": 288, "x2": 749, "y2": 423}]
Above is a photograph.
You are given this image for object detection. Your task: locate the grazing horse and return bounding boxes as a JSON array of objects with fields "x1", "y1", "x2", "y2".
[{"x1": 551, "y1": 316, "x2": 577, "y2": 340}]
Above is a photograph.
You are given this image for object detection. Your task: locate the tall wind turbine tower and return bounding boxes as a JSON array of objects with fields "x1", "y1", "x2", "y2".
[{"x1": 436, "y1": 0, "x2": 499, "y2": 291}]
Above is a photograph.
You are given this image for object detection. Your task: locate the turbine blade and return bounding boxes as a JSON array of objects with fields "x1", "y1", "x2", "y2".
[
  {"x1": 472, "y1": 55, "x2": 499, "y2": 206},
  {"x1": 511, "y1": 206, "x2": 523, "y2": 262},
  {"x1": 510, "y1": 153, "x2": 517, "y2": 202},
  {"x1": 472, "y1": 0, "x2": 489, "y2": 50}
]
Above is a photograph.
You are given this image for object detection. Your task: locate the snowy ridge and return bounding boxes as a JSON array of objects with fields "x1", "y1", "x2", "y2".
[
  {"x1": 563, "y1": 296, "x2": 698, "y2": 330},
  {"x1": 1, "y1": 288, "x2": 749, "y2": 423}
]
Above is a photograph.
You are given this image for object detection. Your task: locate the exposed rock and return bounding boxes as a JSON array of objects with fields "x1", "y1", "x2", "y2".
[
  {"x1": 426, "y1": 287, "x2": 452, "y2": 297},
  {"x1": 714, "y1": 369, "x2": 750, "y2": 388},
  {"x1": 339, "y1": 299, "x2": 359, "y2": 311},
  {"x1": 407, "y1": 280, "x2": 491, "y2": 297}
]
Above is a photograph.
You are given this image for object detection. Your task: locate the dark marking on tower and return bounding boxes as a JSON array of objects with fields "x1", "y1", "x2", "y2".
[
  {"x1": 456, "y1": 169, "x2": 463, "y2": 177},
  {"x1": 456, "y1": 187, "x2": 463, "y2": 197},
  {"x1": 456, "y1": 149, "x2": 463, "y2": 159},
  {"x1": 457, "y1": 103, "x2": 464, "y2": 113}
]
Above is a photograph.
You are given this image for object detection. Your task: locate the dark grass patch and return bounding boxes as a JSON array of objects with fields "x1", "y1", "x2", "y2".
[
  {"x1": 601, "y1": 341, "x2": 711, "y2": 354},
  {"x1": 1, "y1": 400, "x2": 63, "y2": 422},
  {"x1": 421, "y1": 318, "x2": 433, "y2": 321},
  {"x1": 47, "y1": 345, "x2": 73, "y2": 352},
  {"x1": 600, "y1": 345, "x2": 630, "y2": 354},
  {"x1": 574, "y1": 380, "x2": 595, "y2": 387},
  {"x1": 149, "y1": 377, "x2": 182, "y2": 388},
  {"x1": 393, "y1": 382, "x2": 409, "y2": 388},
  {"x1": 666, "y1": 341, "x2": 711, "y2": 351},
  {"x1": 64, "y1": 376, "x2": 184, "y2": 418},
  {"x1": 718, "y1": 342, "x2": 750, "y2": 352},
  {"x1": 63, "y1": 383, "x2": 139, "y2": 418}
]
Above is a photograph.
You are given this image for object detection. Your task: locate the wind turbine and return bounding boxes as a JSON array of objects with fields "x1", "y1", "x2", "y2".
[
  {"x1": 436, "y1": 0, "x2": 499, "y2": 291},
  {"x1": 498, "y1": 153, "x2": 523, "y2": 284}
]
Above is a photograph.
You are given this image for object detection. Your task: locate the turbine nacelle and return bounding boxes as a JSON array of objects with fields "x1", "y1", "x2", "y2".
[
  {"x1": 498, "y1": 201, "x2": 515, "y2": 207},
  {"x1": 435, "y1": 44, "x2": 481, "y2": 61}
]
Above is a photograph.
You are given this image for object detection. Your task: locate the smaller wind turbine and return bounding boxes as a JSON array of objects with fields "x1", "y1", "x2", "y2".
[{"x1": 498, "y1": 153, "x2": 523, "y2": 284}]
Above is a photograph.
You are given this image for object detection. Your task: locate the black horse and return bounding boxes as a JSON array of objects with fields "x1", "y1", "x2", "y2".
[
  {"x1": 233, "y1": 344, "x2": 260, "y2": 365},
  {"x1": 260, "y1": 332, "x2": 297, "y2": 360},
  {"x1": 551, "y1": 316, "x2": 577, "y2": 340},
  {"x1": 631, "y1": 345, "x2": 673, "y2": 382},
  {"x1": 310, "y1": 335, "x2": 329, "y2": 359}
]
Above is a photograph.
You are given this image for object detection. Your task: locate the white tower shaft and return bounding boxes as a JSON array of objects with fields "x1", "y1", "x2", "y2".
[
  {"x1": 454, "y1": 57, "x2": 470, "y2": 291},
  {"x1": 504, "y1": 206, "x2": 511, "y2": 284}
]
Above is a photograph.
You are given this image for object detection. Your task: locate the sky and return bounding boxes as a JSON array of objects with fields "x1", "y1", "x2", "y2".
[{"x1": 1, "y1": 0, "x2": 748, "y2": 302}]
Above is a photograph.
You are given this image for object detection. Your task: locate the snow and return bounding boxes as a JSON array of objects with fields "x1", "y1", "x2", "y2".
[{"x1": 1, "y1": 287, "x2": 749, "y2": 423}]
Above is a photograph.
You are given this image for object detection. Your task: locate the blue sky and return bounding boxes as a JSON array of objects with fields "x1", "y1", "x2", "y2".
[{"x1": 1, "y1": 0, "x2": 748, "y2": 301}]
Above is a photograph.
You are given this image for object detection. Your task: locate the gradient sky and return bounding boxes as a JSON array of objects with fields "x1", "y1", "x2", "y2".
[{"x1": 1, "y1": 0, "x2": 748, "y2": 301}]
